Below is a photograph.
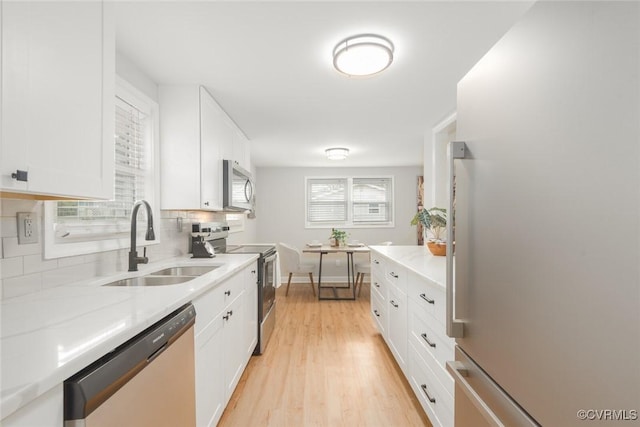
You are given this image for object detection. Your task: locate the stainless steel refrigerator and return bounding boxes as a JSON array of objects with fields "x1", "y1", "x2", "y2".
[{"x1": 445, "y1": 2, "x2": 640, "y2": 426}]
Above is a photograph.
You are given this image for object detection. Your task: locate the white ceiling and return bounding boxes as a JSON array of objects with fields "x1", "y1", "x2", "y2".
[{"x1": 115, "y1": 1, "x2": 532, "y2": 168}]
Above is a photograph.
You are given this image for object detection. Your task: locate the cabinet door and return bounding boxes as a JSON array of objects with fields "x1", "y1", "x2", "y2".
[
  {"x1": 159, "y1": 85, "x2": 201, "y2": 210},
  {"x1": 199, "y1": 87, "x2": 227, "y2": 210},
  {"x1": 244, "y1": 266, "x2": 258, "y2": 358},
  {"x1": 387, "y1": 282, "x2": 408, "y2": 373},
  {"x1": 223, "y1": 295, "x2": 245, "y2": 402},
  {"x1": 1, "y1": 1, "x2": 114, "y2": 199},
  {"x1": 196, "y1": 316, "x2": 225, "y2": 427}
]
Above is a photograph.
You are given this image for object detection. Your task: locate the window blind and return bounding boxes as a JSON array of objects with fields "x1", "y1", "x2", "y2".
[
  {"x1": 307, "y1": 178, "x2": 348, "y2": 223},
  {"x1": 352, "y1": 177, "x2": 392, "y2": 223}
]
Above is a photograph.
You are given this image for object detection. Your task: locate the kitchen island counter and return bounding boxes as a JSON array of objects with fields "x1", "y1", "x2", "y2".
[
  {"x1": 0, "y1": 253, "x2": 258, "y2": 422},
  {"x1": 369, "y1": 245, "x2": 447, "y2": 287}
]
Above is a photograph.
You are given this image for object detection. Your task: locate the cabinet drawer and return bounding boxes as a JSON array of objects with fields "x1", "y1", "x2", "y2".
[
  {"x1": 371, "y1": 254, "x2": 385, "y2": 276},
  {"x1": 193, "y1": 272, "x2": 244, "y2": 335},
  {"x1": 371, "y1": 286, "x2": 386, "y2": 335},
  {"x1": 385, "y1": 262, "x2": 407, "y2": 294},
  {"x1": 409, "y1": 300, "x2": 454, "y2": 395},
  {"x1": 408, "y1": 270, "x2": 446, "y2": 327},
  {"x1": 409, "y1": 342, "x2": 454, "y2": 427},
  {"x1": 370, "y1": 270, "x2": 386, "y2": 301}
]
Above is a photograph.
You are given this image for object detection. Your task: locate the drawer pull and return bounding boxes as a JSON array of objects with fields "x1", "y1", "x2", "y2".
[
  {"x1": 389, "y1": 272, "x2": 399, "y2": 279},
  {"x1": 420, "y1": 384, "x2": 436, "y2": 404},
  {"x1": 224, "y1": 290, "x2": 231, "y2": 296},
  {"x1": 373, "y1": 309, "x2": 380, "y2": 317},
  {"x1": 374, "y1": 281, "x2": 380, "y2": 288},
  {"x1": 421, "y1": 333, "x2": 436, "y2": 348},
  {"x1": 223, "y1": 314, "x2": 230, "y2": 321},
  {"x1": 420, "y1": 293, "x2": 435, "y2": 304},
  {"x1": 374, "y1": 259, "x2": 380, "y2": 265},
  {"x1": 227, "y1": 310, "x2": 233, "y2": 317},
  {"x1": 390, "y1": 300, "x2": 399, "y2": 308}
]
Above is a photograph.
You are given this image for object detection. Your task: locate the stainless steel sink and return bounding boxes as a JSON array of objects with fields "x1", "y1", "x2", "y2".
[
  {"x1": 104, "y1": 276, "x2": 194, "y2": 287},
  {"x1": 148, "y1": 266, "x2": 218, "y2": 277},
  {"x1": 102, "y1": 265, "x2": 219, "y2": 287}
]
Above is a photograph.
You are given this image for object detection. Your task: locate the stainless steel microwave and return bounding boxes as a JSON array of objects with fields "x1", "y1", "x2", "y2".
[{"x1": 223, "y1": 160, "x2": 254, "y2": 211}]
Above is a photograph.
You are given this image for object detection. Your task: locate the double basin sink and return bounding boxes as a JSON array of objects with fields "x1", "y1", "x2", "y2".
[{"x1": 104, "y1": 265, "x2": 218, "y2": 287}]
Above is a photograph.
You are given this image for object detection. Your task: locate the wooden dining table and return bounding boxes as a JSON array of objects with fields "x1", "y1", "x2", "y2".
[{"x1": 302, "y1": 244, "x2": 370, "y2": 300}]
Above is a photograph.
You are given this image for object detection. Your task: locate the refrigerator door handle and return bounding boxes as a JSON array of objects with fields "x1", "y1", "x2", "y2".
[
  {"x1": 447, "y1": 360, "x2": 505, "y2": 427},
  {"x1": 446, "y1": 141, "x2": 466, "y2": 338}
]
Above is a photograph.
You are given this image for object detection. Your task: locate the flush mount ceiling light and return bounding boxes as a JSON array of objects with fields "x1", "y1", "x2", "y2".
[
  {"x1": 333, "y1": 34, "x2": 394, "y2": 77},
  {"x1": 325, "y1": 148, "x2": 349, "y2": 160}
]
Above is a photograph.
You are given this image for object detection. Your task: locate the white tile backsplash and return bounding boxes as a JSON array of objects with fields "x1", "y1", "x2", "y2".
[
  {"x1": 1, "y1": 217, "x2": 18, "y2": 238},
  {"x1": 1, "y1": 257, "x2": 23, "y2": 279},
  {"x1": 23, "y1": 254, "x2": 58, "y2": 275},
  {"x1": 2, "y1": 273, "x2": 42, "y2": 299},
  {"x1": 2, "y1": 237, "x2": 43, "y2": 258}
]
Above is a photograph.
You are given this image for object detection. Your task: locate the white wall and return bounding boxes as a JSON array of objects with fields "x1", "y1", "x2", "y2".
[{"x1": 255, "y1": 166, "x2": 423, "y2": 280}]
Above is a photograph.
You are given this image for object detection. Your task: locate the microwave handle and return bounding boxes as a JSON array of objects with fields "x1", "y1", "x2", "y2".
[{"x1": 244, "y1": 180, "x2": 254, "y2": 202}]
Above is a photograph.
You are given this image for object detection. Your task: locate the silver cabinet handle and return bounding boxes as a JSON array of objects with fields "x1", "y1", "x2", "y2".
[
  {"x1": 373, "y1": 309, "x2": 380, "y2": 317},
  {"x1": 389, "y1": 272, "x2": 399, "y2": 279},
  {"x1": 390, "y1": 300, "x2": 399, "y2": 308},
  {"x1": 420, "y1": 293, "x2": 435, "y2": 304},
  {"x1": 446, "y1": 361, "x2": 504, "y2": 427},
  {"x1": 421, "y1": 333, "x2": 436, "y2": 348},
  {"x1": 374, "y1": 281, "x2": 380, "y2": 288},
  {"x1": 420, "y1": 384, "x2": 436, "y2": 404},
  {"x1": 446, "y1": 141, "x2": 466, "y2": 338},
  {"x1": 373, "y1": 259, "x2": 380, "y2": 265}
]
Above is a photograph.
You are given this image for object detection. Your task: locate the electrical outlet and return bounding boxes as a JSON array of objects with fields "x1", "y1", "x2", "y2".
[{"x1": 17, "y1": 212, "x2": 38, "y2": 245}]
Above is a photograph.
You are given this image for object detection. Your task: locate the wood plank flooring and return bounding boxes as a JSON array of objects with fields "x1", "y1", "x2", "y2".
[{"x1": 218, "y1": 282, "x2": 432, "y2": 427}]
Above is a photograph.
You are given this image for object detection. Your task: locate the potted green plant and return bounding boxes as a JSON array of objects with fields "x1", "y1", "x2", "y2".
[
  {"x1": 411, "y1": 207, "x2": 448, "y2": 256},
  {"x1": 329, "y1": 228, "x2": 348, "y2": 247}
]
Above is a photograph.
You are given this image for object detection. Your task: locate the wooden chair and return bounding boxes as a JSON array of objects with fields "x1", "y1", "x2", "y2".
[
  {"x1": 355, "y1": 241, "x2": 392, "y2": 296},
  {"x1": 277, "y1": 243, "x2": 316, "y2": 296}
]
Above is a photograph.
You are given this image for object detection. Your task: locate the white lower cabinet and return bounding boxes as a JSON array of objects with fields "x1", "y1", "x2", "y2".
[
  {"x1": 193, "y1": 262, "x2": 258, "y2": 427},
  {"x1": 370, "y1": 250, "x2": 454, "y2": 427}
]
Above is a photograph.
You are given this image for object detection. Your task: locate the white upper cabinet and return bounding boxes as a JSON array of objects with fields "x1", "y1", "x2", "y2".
[
  {"x1": 159, "y1": 85, "x2": 250, "y2": 211},
  {"x1": 1, "y1": 1, "x2": 115, "y2": 199}
]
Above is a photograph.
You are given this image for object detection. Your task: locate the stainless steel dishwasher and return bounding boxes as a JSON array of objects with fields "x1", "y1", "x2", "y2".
[{"x1": 64, "y1": 303, "x2": 196, "y2": 427}]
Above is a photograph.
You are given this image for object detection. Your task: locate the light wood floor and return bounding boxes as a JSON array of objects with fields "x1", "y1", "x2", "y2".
[{"x1": 218, "y1": 282, "x2": 432, "y2": 427}]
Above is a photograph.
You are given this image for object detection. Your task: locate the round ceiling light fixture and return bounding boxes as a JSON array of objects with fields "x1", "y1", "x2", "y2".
[
  {"x1": 325, "y1": 147, "x2": 350, "y2": 160},
  {"x1": 333, "y1": 34, "x2": 394, "y2": 77}
]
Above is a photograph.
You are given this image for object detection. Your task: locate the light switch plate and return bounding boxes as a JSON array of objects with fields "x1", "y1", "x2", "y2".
[{"x1": 17, "y1": 212, "x2": 38, "y2": 245}]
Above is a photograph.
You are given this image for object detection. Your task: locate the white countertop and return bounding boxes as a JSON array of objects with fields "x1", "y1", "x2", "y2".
[
  {"x1": 368, "y1": 245, "x2": 447, "y2": 287},
  {"x1": 0, "y1": 253, "x2": 258, "y2": 419}
]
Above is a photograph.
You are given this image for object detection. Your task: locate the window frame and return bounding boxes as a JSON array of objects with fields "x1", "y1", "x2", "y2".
[
  {"x1": 304, "y1": 175, "x2": 395, "y2": 229},
  {"x1": 43, "y1": 77, "x2": 160, "y2": 259}
]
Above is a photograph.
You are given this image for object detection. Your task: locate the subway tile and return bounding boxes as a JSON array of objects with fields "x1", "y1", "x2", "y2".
[
  {"x1": 41, "y1": 263, "x2": 95, "y2": 289},
  {"x1": 2, "y1": 237, "x2": 42, "y2": 258},
  {"x1": 2, "y1": 273, "x2": 42, "y2": 299},
  {"x1": 57, "y1": 255, "x2": 88, "y2": 268},
  {"x1": 23, "y1": 254, "x2": 58, "y2": 275},
  {"x1": 1, "y1": 257, "x2": 23, "y2": 279},
  {"x1": 0, "y1": 217, "x2": 18, "y2": 238}
]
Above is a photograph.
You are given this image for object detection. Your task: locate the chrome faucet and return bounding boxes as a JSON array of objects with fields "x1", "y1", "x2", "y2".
[{"x1": 128, "y1": 200, "x2": 156, "y2": 272}]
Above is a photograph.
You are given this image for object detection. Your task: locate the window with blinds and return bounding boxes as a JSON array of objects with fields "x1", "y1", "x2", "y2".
[
  {"x1": 305, "y1": 176, "x2": 393, "y2": 228},
  {"x1": 44, "y1": 78, "x2": 158, "y2": 257}
]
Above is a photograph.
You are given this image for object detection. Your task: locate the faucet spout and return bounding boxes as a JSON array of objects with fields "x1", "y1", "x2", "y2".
[{"x1": 128, "y1": 200, "x2": 155, "y2": 272}]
